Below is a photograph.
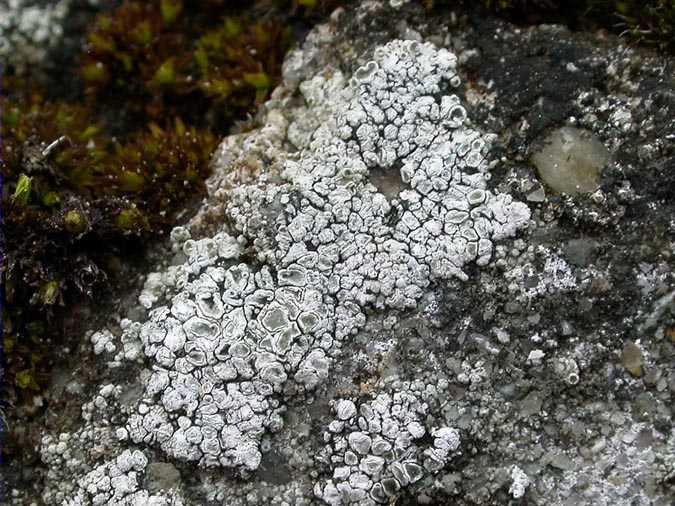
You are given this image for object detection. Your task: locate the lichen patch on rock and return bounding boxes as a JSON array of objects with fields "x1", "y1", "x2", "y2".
[{"x1": 10, "y1": 2, "x2": 674, "y2": 505}]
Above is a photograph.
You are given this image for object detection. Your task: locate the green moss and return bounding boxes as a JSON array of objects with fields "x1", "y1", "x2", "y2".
[
  {"x1": 223, "y1": 17, "x2": 243, "y2": 38},
  {"x1": 41, "y1": 191, "x2": 61, "y2": 207},
  {"x1": 88, "y1": 30, "x2": 116, "y2": 53},
  {"x1": 243, "y1": 71, "x2": 271, "y2": 90},
  {"x1": 118, "y1": 171, "x2": 145, "y2": 192},
  {"x1": 608, "y1": 0, "x2": 675, "y2": 51},
  {"x1": 15, "y1": 370, "x2": 37, "y2": 390},
  {"x1": 3, "y1": 104, "x2": 20, "y2": 129},
  {"x1": 11, "y1": 174, "x2": 32, "y2": 207},
  {"x1": 81, "y1": 62, "x2": 109, "y2": 84},
  {"x1": 3, "y1": 336, "x2": 16, "y2": 355},
  {"x1": 37, "y1": 281, "x2": 60, "y2": 306},
  {"x1": 115, "y1": 207, "x2": 149, "y2": 232},
  {"x1": 152, "y1": 59, "x2": 176, "y2": 87},
  {"x1": 63, "y1": 210, "x2": 88, "y2": 234},
  {"x1": 132, "y1": 20, "x2": 155, "y2": 46},
  {"x1": 160, "y1": 0, "x2": 183, "y2": 25},
  {"x1": 78, "y1": 1, "x2": 293, "y2": 128}
]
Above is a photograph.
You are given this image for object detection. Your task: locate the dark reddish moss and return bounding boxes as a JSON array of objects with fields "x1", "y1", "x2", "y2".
[{"x1": 79, "y1": 1, "x2": 293, "y2": 130}]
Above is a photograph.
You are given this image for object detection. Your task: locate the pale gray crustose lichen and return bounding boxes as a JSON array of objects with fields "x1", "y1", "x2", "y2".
[
  {"x1": 53, "y1": 38, "x2": 530, "y2": 502},
  {"x1": 315, "y1": 383, "x2": 461, "y2": 505},
  {"x1": 118, "y1": 39, "x2": 529, "y2": 475},
  {"x1": 65, "y1": 449, "x2": 184, "y2": 506},
  {"x1": 0, "y1": 0, "x2": 71, "y2": 70}
]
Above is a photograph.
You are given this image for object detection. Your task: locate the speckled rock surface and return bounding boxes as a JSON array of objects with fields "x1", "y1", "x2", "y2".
[{"x1": 5, "y1": 2, "x2": 674, "y2": 505}]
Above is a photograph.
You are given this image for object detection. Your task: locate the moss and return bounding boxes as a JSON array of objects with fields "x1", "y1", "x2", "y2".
[
  {"x1": 160, "y1": 0, "x2": 183, "y2": 25},
  {"x1": 81, "y1": 62, "x2": 109, "y2": 84},
  {"x1": 63, "y1": 210, "x2": 88, "y2": 234},
  {"x1": 41, "y1": 191, "x2": 61, "y2": 207},
  {"x1": 152, "y1": 59, "x2": 177, "y2": 87},
  {"x1": 115, "y1": 207, "x2": 149, "y2": 233},
  {"x1": 608, "y1": 0, "x2": 675, "y2": 51},
  {"x1": 15, "y1": 370, "x2": 38, "y2": 391},
  {"x1": 11, "y1": 174, "x2": 32, "y2": 206},
  {"x1": 77, "y1": 1, "x2": 293, "y2": 130},
  {"x1": 37, "y1": 282, "x2": 60, "y2": 306},
  {"x1": 117, "y1": 171, "x2": 145, "y2": 192}
]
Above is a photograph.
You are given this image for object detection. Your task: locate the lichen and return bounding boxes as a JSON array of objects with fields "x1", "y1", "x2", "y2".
[
  {"x1": 23, "y1": 2, "x2": 675, "y2": 505},
  {"x1": 66, "y1": 449, "x2": 185, "y2": 506},
  {"x1": 315, "y1": 385, "x2": 460, "y2": 505},
  {"x1": 84, "y1": 38, "x2": 529, "y2": 478},
  {"x1": 0, "y1": 0, "x2": 70, "y2": 72}
]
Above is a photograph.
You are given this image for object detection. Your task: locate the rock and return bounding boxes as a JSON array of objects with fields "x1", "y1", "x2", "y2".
[
  {"x1": 531, "y1": 127, "x2": 610, "y2": 194},
  {"x1": 563, "y1": 238, "x2": 598, "y2": 267},
  {"x1": 526, "y1": 183, "x2": 546, "y2": 203},
  {"x1": 144, "y1": 462, "x2": 181, "y2": 494},
  {"x1": 622, "y1": 341, "x2": 644, "y2": 377},
  {"x1": 546, "y1": 452, "x2": 575, "y2": 471},
  {"x1": 520, "y1": 391, "x2": 543, "y2": 417}
]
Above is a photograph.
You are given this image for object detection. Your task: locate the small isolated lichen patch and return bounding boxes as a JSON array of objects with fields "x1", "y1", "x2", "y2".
[
  {"x1": 91, "y1": 329, "x2": 116, "y2": 356},
  {"x1": 509, "y1": 465, "x2": 530, "y2": 499},
  {"x1": 315, "y1": 385, "x2": 460, "y2": 505},
  {"x1": 80, "y1": 39, "x2": 528, "y2": 475},
  {"x1": 531, "y1": 127, "x2": 610, "y2": 195},
  {"x1": 66, "y1": 450, "x2": 185, "y2": 506},
  {"x1": 504, "y1": 248, "x2": 578, "y2": 301}
]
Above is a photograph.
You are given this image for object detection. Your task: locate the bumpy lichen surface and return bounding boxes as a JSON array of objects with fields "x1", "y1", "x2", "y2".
[
  {"x1": 102, "y1": 38, "x2": 530, "y2": 479},
  {"x1": 65, "y1": 449, "x2": 184, "y2": 506},
  {"x1": 316, "y1": 383, "x2": 460, "y2": 504},
  {"x1": 31, "y1": 13, "x2": 536, "y2": 501},
  {"x1": 0, "y1": 0, "x2": 70, "y2": 70}
]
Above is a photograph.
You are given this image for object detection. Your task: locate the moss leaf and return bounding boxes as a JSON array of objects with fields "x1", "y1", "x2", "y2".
[{"x1": 11, "y1": 174, "x2": 32, "y2": 206}]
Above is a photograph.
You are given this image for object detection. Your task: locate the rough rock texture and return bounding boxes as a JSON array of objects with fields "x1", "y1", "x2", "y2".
[{"x1": 6, "y1": 2, "x2": 674, "y2": 505}]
